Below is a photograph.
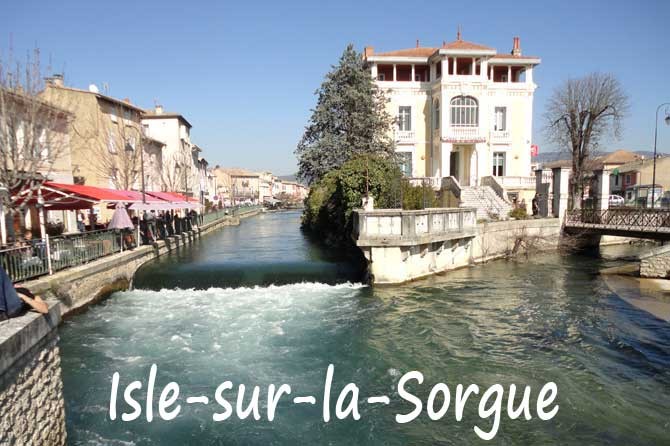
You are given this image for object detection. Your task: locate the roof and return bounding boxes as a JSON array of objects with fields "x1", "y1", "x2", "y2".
[
  {"x1": 142, "y1": 110, "x2": 193, "y2": 128},
  {"x1": 600, "y1": 149, "x2": 641, "y2": 165},
  {"x1": 440, "y1": 39, "x2": 495, "y2": 51},
  {"x1": 376, "y1": 47, "x2": 437, "y2": 57},
  {"x1": 45, "y1": 84, "x2": 146, "y2": 113},
  {"x1": 216, "y1": 167, "x2": 260, "y2": 177}
]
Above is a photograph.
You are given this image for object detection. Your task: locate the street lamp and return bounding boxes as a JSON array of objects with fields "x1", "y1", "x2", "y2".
[
  {"x1": 125, "y1": 131, "x2": 146, "y2": 204},
  {"x1": 651, "y1": 103, "x2": 670, "y2": 208}
]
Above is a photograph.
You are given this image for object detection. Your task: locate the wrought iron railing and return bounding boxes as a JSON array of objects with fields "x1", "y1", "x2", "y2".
[
  {"x1": 566, "y1": 208, "x2": 670, "y2": 230},
  {"x1": 0, "y1": 229, "x2": 123, "y2": 282}
]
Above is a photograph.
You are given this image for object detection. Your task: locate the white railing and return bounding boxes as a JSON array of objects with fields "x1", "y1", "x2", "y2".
[
  {"x1": 354, "y1": 208, "x2": 477, "y2": 243},
  {"x1": 395, "y1": 130, "x2": 415, "y2": 143},
  {"x1": 499, "y1": 176, "x2": 537, "y2": 189},
  {"x1": 491, "y1": 131, "x2": 510, "y2": 142},
  {"x1": 408, "y1": 177, "x2": 442, "y2": 190},
  {"x1": 444, "y1": 127, "x2": 485, "y2": 142}
]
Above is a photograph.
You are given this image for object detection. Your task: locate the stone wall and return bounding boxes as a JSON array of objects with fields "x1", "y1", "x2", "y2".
[
  {"x1": 639, "y1": 245, "x2": 670, "y2": 278},
  {"x1": 361, "y1": 217, "x2": 562, "y2": 284},
  {"x1": 0, "y1": 304, "x2": 65, "y2": 446}
]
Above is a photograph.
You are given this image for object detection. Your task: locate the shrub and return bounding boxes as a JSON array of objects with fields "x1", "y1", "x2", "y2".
[
  {"x1": 509, "y1": 207, "x2": 528, "y2": 220},
  {"x1": 302, "y1": 154, "x2": 401, "y2": 247}
]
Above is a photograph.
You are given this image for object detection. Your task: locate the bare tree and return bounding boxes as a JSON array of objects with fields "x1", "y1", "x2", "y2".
[
  {"x1": 161, "y1": 146, "x2": 192, "y2": 193},
  {"x1": 71, "y1": 102, "x2": 144, "y2": 190},
  {"x1": 0, "y1": 49, "x2": 71, "y2": 222},
  {"x1": 545, "y1": 73, "x2": 629, "y2": 208}
]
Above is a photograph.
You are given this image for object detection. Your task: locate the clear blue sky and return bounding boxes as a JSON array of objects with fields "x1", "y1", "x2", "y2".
[{"x1": 3, "y1": 0, "x2": 669, "y2": 175}]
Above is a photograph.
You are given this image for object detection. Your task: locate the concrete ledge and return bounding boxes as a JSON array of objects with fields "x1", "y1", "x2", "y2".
[{"x1": 0, "y1": 301, "x2": 61, "y2": 378}]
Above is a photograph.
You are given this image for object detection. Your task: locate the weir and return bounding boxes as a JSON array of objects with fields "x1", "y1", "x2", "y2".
[{"x1": 0, "y1": 209, "x2": 262, "y2": 445}]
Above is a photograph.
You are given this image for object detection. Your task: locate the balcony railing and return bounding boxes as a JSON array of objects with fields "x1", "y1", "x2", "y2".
[
  {"x1": 408, "y1": 177, "x2": 442, "y2": 190},
  {"x1": 395, "y1": 130, "x2": 415, "y2": 144},
  {"x1": 499, "y1": 176, "x2": 537, "y2": 189},
  {"x1": 491, "y1": 131, "x2": 510, "y2": 143},
  {"x1": 443, "y1": 127, "x2": 485, "y2": 143}
]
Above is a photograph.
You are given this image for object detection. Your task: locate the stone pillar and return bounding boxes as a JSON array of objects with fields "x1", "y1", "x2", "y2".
[
  {"x1": 393, "y1": 64, "x2": 397, "y2": 82},
  {"x1": 411, "y1": 64, "x2": 415, "y2": 82},
  {"x1": 552, "y1": 167, "x2": 570, "y2": 220},
  {"x1": 370, "y1": 63, "x2": 378, "y2": 80},
  {"x1": 594, "y1": 169, "x2": 610, "y2": 210}
]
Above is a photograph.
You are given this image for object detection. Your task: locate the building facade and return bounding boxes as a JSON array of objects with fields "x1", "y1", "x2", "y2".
[
  {"x1": 363, "y1": 35, "x2": 540, "y2": 193},
  {"x1": 142, "y1": 105, "x2": 197, "y2": 196}
]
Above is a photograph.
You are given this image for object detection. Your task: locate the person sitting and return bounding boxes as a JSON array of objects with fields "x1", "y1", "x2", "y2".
[{"x1": 0, "y1": 266, "x2": 48, "y2": 321}]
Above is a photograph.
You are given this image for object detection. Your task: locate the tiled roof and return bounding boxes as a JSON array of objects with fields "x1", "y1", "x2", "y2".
[
  {"x1": 440, "y1": 40, "x2": 495, "y2": 51},
  {"x1": 375, "y1": 47, "x2": 438, "y2": 57},
  {"x1": 142, "y1": 111, "x2": 192, "y2": 128},
  {"x1": 490, "y1": 53, "x2": 540, "y2": 60},
  {"x1": 600, "y1": 149, "x2": 641, "y2": 165}
]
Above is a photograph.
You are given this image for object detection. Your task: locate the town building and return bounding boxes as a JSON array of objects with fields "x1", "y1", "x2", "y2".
[
  {"x1": 141, "y1": 105, "x2": 196, "y2": 196},
  {"x1": 363, "y1": 34, "x2": 541, "y2": 214},
  {"x1": 614, "y1": 156, "x2": 669, "y2": 206}
]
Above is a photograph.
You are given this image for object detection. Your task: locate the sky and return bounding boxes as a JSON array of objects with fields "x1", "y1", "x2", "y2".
[{"x1": 2, "y1": 0, "x2": 669, "y2": 175}]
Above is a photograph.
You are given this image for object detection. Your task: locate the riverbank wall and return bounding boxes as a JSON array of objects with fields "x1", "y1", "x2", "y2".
[
  {"x1": 354, "y1": 208, "x2": 564, "y2": 284},
  {"x1": 0, "y1": 208, "x2": 261, "y2": 445}
]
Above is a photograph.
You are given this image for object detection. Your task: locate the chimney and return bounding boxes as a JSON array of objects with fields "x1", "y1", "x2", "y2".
[
  {"x1": 416, "y1": 39, "x2": 420, "y2": 48},
  {"x1": 154, "y1": 104, "x2": 163, "y2": 115},
  {"x1": 512, "y1": 37, "x2": 521, "y2": 56},
  {"x1": 123, "y1": 98, "x2": 131, "y2": 104},
  {"x1": 47, "y1": 73, "x2": 64, "y2": 87},
  {"x1": 363, "y1": 46, "x2": 374, "y2": 58}
]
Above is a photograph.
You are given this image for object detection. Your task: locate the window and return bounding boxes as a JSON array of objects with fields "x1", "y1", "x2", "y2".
[
  {"x1": 433, "y1": 100, "x2": 440, "y2": 130},
  {"x1": 378, "y1": 73, "x2": 385, "y2": 81},
  {"x1": 492, "y1": 152, "x2": 505, "y2": 176},
  {"x1": 625, "y1": 174, "x2": 631, "y2": 185},
  {"x1": 108, "y1": 130, "x2": 117, "y2": 153},
  {"x1": 398, "y1": 152, "x2": 412, "y2": 177},
  {"x1": 398, "y1": 106, "x2": 412, "y2": 131},
  {"x1": 450, "y1": 96, "x2": 479, "y2": 127},
  {"x1": 494, "y1": 107, "x2": 507, "y2": 131}
]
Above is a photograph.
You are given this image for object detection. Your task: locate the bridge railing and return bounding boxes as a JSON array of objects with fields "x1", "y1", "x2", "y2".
[{"x1": 566, "y1": 208, "x2": 670, "y2": 230}]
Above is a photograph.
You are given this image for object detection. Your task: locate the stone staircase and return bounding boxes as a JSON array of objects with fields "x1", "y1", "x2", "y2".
[{"x1": 459, "y1": 186, "x2": 513, "y2": 220}]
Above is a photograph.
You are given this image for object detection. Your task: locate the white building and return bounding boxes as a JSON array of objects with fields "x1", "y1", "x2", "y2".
[
  {"x1": 364, "y1": 34, "x2": 541, "y2": 206},
  {"x1": 141, "y1": 105, "x2": 198, "y2": 195}
]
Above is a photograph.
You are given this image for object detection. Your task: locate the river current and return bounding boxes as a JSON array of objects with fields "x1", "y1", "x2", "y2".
[{"x1": 59, "y1": 211, "x2": 670, "y2": 445}]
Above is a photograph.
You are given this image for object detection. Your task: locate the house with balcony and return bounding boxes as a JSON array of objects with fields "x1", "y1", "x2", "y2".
[{"x1": 364, "y1": 33, "x2": 541, "y2": 218}]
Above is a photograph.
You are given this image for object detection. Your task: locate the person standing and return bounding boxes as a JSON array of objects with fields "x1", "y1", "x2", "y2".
[{"x1": 77, "y1": 212, "x2": 86, "y2": 232}]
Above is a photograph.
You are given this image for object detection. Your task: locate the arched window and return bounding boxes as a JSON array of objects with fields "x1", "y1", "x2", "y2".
[
  {"x1": 450, "y1": 96, "x2": 479, "y2": 127},
  {"x1": 433, "y1": 99, "x2": 440, "y2": 130}
]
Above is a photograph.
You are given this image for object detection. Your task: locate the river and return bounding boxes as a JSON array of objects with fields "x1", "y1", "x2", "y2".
[{"x1": 59, "y1": 211, "x2": 670, "y2": 445}]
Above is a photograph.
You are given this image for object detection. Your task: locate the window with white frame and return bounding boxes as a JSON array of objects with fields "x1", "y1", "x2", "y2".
[
  {"x1": 398, "y1": 151, "x2": 412, "y2": 177},
  {"x1": 433, "y1": 99, "x2": 440, "y2": 130},
  {"x1": 450, "y1": 96, "x2": 479, "y2": 127},
  {"x1": 398, "y1": 106, "x2": 412, "y2": 131},
  {"x1": 494, "y1": 107, "x2": 507, "y2": 131},
  {"x1": 492, "y1": 152, "x2": 505, "y2": 176}
]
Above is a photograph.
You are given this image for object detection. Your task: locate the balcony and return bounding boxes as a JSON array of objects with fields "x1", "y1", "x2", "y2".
[
  {"x1": 498, "y1": 176, "x2": 536, "y2": 190},
  {"x1": 443, "y1": 127, "x2": 485, "y2": 143},
  {"x1": 395, "y1": 130, "x2": 415, "y2": 144},
  {"x1": 491, "y1": 130, "x2": 511, "y2": 144}
]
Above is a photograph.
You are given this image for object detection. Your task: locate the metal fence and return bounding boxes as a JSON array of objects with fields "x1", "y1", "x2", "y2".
[
  {"x1": 0, "y1": 205, "x2": 264, "y2": 283},
  {"x1": 0, "y1": 229, "x2": 123, "y2": 282},
  {"x1": 200, "y1": 205, "x2": 262, "y2": 226}
]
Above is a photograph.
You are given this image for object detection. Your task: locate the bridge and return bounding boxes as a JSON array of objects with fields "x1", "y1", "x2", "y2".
[{"x1": 564, "y1": 208, "x2": 670, "y2": 241}]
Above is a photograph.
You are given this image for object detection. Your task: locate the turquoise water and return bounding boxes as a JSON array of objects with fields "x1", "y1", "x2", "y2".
[{"x1": 59, "y1": 212, "x2": 670, "y2": 445}]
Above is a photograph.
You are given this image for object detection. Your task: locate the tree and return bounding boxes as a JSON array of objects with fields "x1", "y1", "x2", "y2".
[
  {"x1": 76, "y1": 102, "x2": 144, "y2": 190},
  {"x1": 545, "y1": 73, "x2": 629, "y2": 208},
  {"x1": 295, "y1": 44, "x2": 395, "y2": 185},
  {"x1": 161, "y1": 144, "x2": 193, "y2": 193},
  {"x1": 0, "y1": 49, "x2": 71, "y2": 218}
]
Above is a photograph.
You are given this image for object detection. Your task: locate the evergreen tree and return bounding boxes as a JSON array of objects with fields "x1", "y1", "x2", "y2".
[{"x1": 296, "y1": 44, "x2": 395, "y2": 185}]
